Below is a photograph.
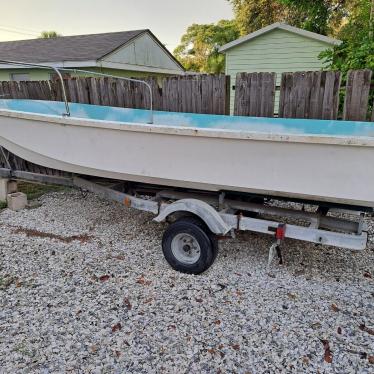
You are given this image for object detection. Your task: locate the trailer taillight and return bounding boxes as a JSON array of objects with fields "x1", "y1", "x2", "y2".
[{"x1": 275, "y1": 224, "x2": 286, "y2": 240}]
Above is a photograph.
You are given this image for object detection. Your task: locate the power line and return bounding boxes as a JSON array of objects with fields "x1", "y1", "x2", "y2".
[
  {"x1": 0, "y1": 24, "x2": 40, "y2": 34},
  {"x1": 0, "y1": 26, "x2": 39, "y2": 37}
]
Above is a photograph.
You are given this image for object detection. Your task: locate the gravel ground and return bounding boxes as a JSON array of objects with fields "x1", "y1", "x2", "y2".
[{"x1": 0, "y1": 189, "x2": 373, "y2": 374}]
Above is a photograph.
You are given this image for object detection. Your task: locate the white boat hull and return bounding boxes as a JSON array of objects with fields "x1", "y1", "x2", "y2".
[{"x1": 1, "y1": 109, "x2": 374, "y2": 208}]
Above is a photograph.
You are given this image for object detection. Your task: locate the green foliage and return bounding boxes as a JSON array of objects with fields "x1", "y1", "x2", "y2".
[
  {"x1": 173, "y1": 20, "x2": 240, "y2": 73},
  {"x1": 17, "y1": 182, "x2": 66, "y2": 200},
  {"x1": 229, "y1": 0, "x2": 348, "y2": 36},
  {"x1": 228, "y1": 0, "x2": 288, "y2": 35},
  {"x1": 320, "y1": 38, "x2": 374, "y2": 72},
  {"x1": 279, "y1": 0, "x2": 348, "y2": 35},
  {"x1": 319, "y1": 0, "x2": 374, "y2": 73},
  {"x1": 39, "y1": 31, "x2": 61, "y2": 39}
]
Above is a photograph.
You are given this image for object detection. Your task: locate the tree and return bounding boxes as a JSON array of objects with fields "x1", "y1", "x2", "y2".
[
  {"x1": 173, "y1": 20, "x2": 240, "y2": 73},
  {"x1": 228, "y1": 0, "x2": 288, "y2": 35},
  {"x1": 279, "y1": 0, "x2": 348, "y2": 35},
  {"x1": 39, "y1": 31, "x2": 61, "y2": 39},
  {"x1": 319, "y1": 0, "x2": 374, "y2": 72},
  {"x1": 228, "y1": 0, "x2": 349, "y2": 36}
]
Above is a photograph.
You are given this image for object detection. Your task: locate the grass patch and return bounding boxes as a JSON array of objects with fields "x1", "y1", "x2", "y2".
[
  {"x1": 18, "y1": 182, "x2": 68, "y2": 200},
  {"x1": 0, "y1": 200, "x2": 6, "y2": 210}
]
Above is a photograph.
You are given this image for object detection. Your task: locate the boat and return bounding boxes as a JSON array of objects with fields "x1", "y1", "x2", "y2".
[{"x1": 1, "y1": 98, "x2": 374, "y2": 209}]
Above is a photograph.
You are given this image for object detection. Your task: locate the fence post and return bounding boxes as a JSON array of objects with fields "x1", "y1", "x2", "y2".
[{"x1": 343, "y1": 69, "x2": 373, "y2": 121}]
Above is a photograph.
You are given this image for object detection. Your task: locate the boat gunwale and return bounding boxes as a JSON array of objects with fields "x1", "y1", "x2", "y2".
[{"x1": 1, "y1": 107, "x2": 374, "y2": 147}]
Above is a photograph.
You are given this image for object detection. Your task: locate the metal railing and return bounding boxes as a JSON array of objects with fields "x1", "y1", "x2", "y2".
[
  {"x1": 0, "y1": 59, "x2": 70, "y2": 116},
  {"x1": 64, "y1": 68, "x2": 154, "y2": 124},
  {"x1": 0, "y1": 60, "x2": 154, "y2": 123}
]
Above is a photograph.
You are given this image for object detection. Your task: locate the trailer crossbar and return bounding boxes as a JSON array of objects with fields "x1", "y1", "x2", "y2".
[{"x1": 220, "y1": 213, "x2": 367, "y2": 251}]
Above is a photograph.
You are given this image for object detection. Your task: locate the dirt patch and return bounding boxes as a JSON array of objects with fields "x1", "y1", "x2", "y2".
[{"x1": 12, "y1": 227, "x2": 92, "y2": 244}]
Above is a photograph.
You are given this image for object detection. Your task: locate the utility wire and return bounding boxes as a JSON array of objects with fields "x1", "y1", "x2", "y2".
[
  {"x1": 0, "y1": 24, "x2": 40, "y2": 34},
  {"x1": 0, "y1": 26, "x2": 39, "y2": 37}
]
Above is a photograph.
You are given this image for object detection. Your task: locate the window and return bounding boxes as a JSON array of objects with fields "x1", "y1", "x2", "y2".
[
  {"x1": 50, "y1": 72, "x2": 71, "y2": 81},
  {"x1": 10, "y1": 73, "x2": 30, "y2": 82}
]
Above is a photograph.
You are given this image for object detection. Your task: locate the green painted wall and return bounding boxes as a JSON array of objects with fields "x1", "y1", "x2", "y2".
[
  {"x1": 224, "y1": 28, "x2": 332, "y2": 113},
  {"x1": 0, "y1": 66, "x2": 171, "y2": 82},
  {"x1": 70, "y1": 67, "x2": 169, "y2": 81},
  {"x1": 0, "y1": 68, "x2": 50, "y2": 81}
]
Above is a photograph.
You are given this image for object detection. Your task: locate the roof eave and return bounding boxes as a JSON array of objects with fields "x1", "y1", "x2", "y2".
[
  {"x1": 219, "y1": 22, "x2": 342, "y2": 53},
  {"x1": 0, "y1": 60, "x2": 98, "y2": 70}
]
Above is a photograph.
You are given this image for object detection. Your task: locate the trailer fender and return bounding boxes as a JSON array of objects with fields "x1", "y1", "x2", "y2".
[{"x1": 154, "y1": 198, "x2": 230, "y2": 235}]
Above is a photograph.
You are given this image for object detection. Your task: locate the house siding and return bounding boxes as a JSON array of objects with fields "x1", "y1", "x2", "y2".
[
  {"x1": 0, "y1": 69, "x2": 51, "y2": 81},
  {"x1": 101, "y1": 33, "x2": 181, "y2": 73},
  {"x1": 70, "y1": 67, "x2": 170, "y2": 80},
  {"x1": 0, "y1": 66, "x2": 173, "y2": 82},
  {"x1": 225, "y1": 29, "x2": 332, "y2": 113}
]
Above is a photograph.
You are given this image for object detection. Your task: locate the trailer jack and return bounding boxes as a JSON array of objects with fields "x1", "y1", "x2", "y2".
[{"x1": 267, "y1": 224, "x2": 286, "y2": 269}]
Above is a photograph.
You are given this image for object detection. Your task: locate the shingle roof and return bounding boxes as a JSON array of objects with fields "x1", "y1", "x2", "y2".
[{"x1": 0, "y1": 30, "x2": 147, "y2": 62}]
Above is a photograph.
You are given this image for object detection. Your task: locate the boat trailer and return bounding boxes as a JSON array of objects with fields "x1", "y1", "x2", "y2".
[{"x1": 0, "y1": 167, "x2": 368, "y2": 274}]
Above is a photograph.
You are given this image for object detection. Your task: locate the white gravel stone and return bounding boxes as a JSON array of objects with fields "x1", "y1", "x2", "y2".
[{"x1": 0, "y1": 189, "x2": 373, "y2": 373}]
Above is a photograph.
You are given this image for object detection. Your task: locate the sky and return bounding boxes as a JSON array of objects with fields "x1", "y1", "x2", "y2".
[{"x1": 0, "y1": 0, "x2": 233, "y2": 52}]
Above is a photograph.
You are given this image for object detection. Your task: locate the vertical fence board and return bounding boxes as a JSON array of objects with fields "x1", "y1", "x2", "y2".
[
  {"x1": 343, "y1": 69, "x2": 373, "y2": 121},
  {"x1": 234, "y1": 73, "x2": 249, "y2": 116},
  {"x1": 279, "y1": 71, "x2": 341, "y2": 119},
  {"x1": 88, "y1": 78, "x2": 101, "y2": 105},
  {"x1": 234, "y1": 72, "x2": 276, "y2": 117},
  {"x1": 66, "y1": 79, "x2": 77, "y2": 103},
  {"x1": 191, "y1": 76, "x2": 201, "y2": 114},
  {"x1": 76, "y1": 79, "x2": 90, "y2": 104},
  {"x1": 320, "y1": 71, "x2": 341, "y2": 120},
  {"x1": 213, "y1": 74, "x2": 225, "y2": 114},
  {"x1": 201, "y1": 75, "x2": 210, "y2": 114},
  {"x1": 151, "y1": 78, "x2": 163, "y2": 110},
  {"x1": 260, "y1": 73, "x2": 276, "y2": 117}
]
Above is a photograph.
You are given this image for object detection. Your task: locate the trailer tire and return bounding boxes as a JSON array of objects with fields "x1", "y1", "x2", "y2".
[
  {"x1": 175, "y1": 216, "x2": 219, "y2": 262},
  {"x1": 162, "y1": 218, "x2": 217, "y2": 274}
]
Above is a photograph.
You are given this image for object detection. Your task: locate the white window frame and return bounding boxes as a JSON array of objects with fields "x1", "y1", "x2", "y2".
[{"x1": 10, "y1": 73, "x2": 30, "y2": 82}]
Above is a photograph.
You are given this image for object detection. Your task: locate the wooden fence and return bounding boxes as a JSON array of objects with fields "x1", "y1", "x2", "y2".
[
  {"x1": 278, "y1": 71, "x2": 341, "y2": 120},
  {"x1": 234, "y1": 72, "x2": 276, "y2": 117},
  {"x1": 0, "y1": 74, "x2": 230, "y2": 115},
  {"x1": 235, "y1": 69, "x2": 373, "y2": 121},
  {"x1": 0, "y1": 69, "x2": 372, "y2": 120}
]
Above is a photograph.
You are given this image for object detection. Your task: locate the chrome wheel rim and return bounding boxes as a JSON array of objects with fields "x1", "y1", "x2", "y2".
[{"x1": 171, "y1": 233, "x2": 201, "y2": 264}]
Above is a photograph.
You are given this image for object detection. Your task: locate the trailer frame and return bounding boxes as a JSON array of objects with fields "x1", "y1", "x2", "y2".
[{"x1": 0, "y1": 167, "x2": 368, "y2": 272}]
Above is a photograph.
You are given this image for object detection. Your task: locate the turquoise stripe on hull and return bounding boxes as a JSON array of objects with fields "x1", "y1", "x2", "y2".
[{"x1": 0, "y1": 99, "x2": 373, "y2": 138}]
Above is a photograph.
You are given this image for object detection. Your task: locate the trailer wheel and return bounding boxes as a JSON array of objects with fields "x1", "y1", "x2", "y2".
[
  {"x1": 175, "y1": 216, "x2": 219, "y2": 262},
  {"x1": 162, "y1": 218, "x2": 217, "y2": 274}
]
